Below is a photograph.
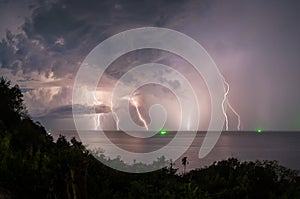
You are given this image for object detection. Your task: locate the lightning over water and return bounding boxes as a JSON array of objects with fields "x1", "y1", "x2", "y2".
[
  {"x1": 94, "y1": 113, "x2": 101, "y2": 130},
  {"x1": 114, "y1": 112, "x2": 120, "y2": 131},
  {"x1": 221, "y1": 76, "x2": 241, "y2": 131},
  {"x1": 130, "y1": 97, "x2": 149, "y2": 131}
]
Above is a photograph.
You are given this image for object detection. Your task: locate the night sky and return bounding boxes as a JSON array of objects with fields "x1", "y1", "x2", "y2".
[{"x1": 1, "y1": 0, "x2": 300, "y2": 131}]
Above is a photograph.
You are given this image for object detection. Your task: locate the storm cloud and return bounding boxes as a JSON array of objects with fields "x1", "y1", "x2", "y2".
[{"x1": 1, "y1": 0, "x2": 300, "y2": 130}]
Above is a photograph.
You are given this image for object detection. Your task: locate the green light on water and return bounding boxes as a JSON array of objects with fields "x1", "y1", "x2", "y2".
[
  {"x1": 257, "y1": 129, "x2": 262, "y2": 133},
  {"x1": 160, "y1": 130, "x2": 167, "y2": 135}
]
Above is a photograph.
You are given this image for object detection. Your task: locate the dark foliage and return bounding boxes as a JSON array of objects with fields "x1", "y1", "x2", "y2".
[{"x1": 0, "y1": 77, "x2": 299, "y2": 199}]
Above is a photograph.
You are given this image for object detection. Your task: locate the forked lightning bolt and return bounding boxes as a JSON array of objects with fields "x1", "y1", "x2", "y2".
[
  {"x1": 113, "y1": 96, "x2": 148, "y2": 131},
  {"x1": 111, "y1": 75, "x2": 240, "y2": 132},
  {"x1": 130, "y1": 97, "x2": 149, "y2": 131},
  {"x1": 221, "y1": 76, "x2": 241, "y2": 131}
]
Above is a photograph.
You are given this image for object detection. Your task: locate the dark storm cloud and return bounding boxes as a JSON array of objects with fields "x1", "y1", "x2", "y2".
[
  {"x1": 20, "y1": 87, "x2": 34, "y2": 93},
  {"x1": 25, "y1": 0, "x2": 185, "y2": 50},
  {"x1": 0, "y1": 0, "x2": 205, "y2": 130},
  {"x1": 1, "y1": 0, "x2": 300, "y2": 130},
  {"x1": 1, "y1": 0, "x2": 190, "y2": 78},
  {"x1": 104, "y1": 49, "x2": 169, "y2": 80},
  {"x1": 37, "y1": 104, "x2": 111, "y2": 118},
  {"x1": 0, "y1": 0, "x2": 34, "y2": 38}
]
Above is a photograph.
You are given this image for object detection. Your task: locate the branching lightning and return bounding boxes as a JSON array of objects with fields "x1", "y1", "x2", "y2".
[
  {"x1": 130, "y1": 97, "x2": 149, "y2": 131},
  {"x1": 221, "y1": 80, "x2": 230, "y2": 131},
  {"x1": 106, "y1": 74, "x2": 240, "y2": 132},
  {"x1": 112, "y1": 95, "x2": 148, "y2": 131},
  {"x1": 221, "y1": 76, "x2": 241, "y2": 130}
]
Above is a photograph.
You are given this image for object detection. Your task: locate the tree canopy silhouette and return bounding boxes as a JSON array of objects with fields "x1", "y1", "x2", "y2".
[{"x1": 0, "y1": 77, "x2": 27, "y2": 127}]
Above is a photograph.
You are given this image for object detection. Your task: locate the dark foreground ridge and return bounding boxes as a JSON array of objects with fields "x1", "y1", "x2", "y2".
[{"x1": 0, "y1": 77, "x2": 300, "y2": 198}]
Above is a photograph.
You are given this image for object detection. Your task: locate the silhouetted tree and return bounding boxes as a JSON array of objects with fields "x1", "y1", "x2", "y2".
[
  {"x1": 182, "y1": 156, "x2": 189, "y2": 174},
  {"x1": 0, "y1": 77, "x2": 27, "y2": 127}
]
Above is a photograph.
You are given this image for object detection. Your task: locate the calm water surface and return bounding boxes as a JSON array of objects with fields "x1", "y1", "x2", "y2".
[{"x1": 52, "y1": 131, "x2": 300, "y2": 171}]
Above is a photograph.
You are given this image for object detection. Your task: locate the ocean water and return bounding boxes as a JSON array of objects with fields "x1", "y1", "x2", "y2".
[{"x1": 52, "y1": 131, "x2": 300, "y2": 171}]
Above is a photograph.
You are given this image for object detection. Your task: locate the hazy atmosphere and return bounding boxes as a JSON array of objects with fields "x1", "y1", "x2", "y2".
[
  {"x1": 1, "y1": 1, "x2": 300, "y2": 198},
  {"x1": 1, "y1": 0, "x2": 300, "y2": 131}
]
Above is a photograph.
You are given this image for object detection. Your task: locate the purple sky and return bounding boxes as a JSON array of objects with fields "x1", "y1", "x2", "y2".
[{"x1": 0, "y1": 0, "x2": 300, "y2": 131}]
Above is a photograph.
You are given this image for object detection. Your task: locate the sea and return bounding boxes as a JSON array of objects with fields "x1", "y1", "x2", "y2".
[{"x1": 50, "y1": 131, "x2": 300, "y2": 172}]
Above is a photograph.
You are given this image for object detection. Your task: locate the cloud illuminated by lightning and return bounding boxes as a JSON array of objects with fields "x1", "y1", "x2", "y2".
[
  {"x1": 93, "y1": 91, "x2": 102, "y2": 105},
  {"x1": 108, "y1": 74, "x2": 240, "y2": 132}
]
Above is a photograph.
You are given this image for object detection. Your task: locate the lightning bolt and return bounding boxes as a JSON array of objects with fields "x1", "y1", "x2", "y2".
[
  {"x1": 93, "y1": 92, "x2": 102, "y2": 105},
  {"x1": 130, "y1": 97, "x2": 149, "y2": 131},
  {"x1": 221, "y1": 76, "x2": 241, "y2": 131},
  {"x1": 114, "y1": 112, "x2": 120, "y2": 130},
  {"x1": 221, "y1": 80, "x2": 230, "y2": 131},
  {"x1": 227, "y1": 101, "x2": 241, "y2": 130},
  {"x1": 94, "y1": 113, "x2": 101, "y2": 130},
  {"x1": 92, "y1": 91, "x2": 101, "y2": 131}
]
